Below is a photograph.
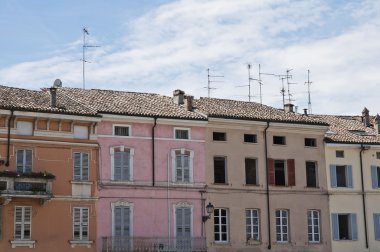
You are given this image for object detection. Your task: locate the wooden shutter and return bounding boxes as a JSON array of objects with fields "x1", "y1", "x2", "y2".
[
  {"x1": 82, "y1": 153, "x2": 89, "y2": 181},
  {"x1": 23, "y1": 207, "x2": 31, "y2": 240},
  {"x1": 16, "y1": 150, "x2": 24, "y2": 173},
  {"x1": 287, "y1": 159, "x2": 295, "y2": 186},
  {"x1": 268, "y1": 158, "x2": 275, "y2": 185},
  {"x1": 176, "y1": 154, "x2": 182, "y2": 182},
  {"x1": 176, "y1": 207, "x2": 191, "y2": 237},
  {"x1": 114, "y1": 206, "x2": 130, "y2": 237},
  {"x1": 114, "y1": 151, "x2": 122, "y2": 180},
  {"x1": 25, "y1": 150, "x2": 32, "y2": 173},
  {"x1": 371, "y1": 166, "x2": 378, "y2": 189},
  {"x1": 82, "y1": 208, "x2": 89, "y2": 240},
  {"x1": 331, "y1": 213, "x2": 339, "y2": 240},
  {"x1": 346, "y1": 165, "x2": 353, "y2": 188},
  {"x1": 73, "y1": 153, "x2": 82, "y2": 180},
  {"x1": 14, "y1": 206, "x2": 31, "y2": 240},
  {"x1": 73, "y1": 208, "x2": 81, "y2": 240},
  {"x1": 330, "y1": 165, "x2": 337, "y2": 188},
  {"x1": 350, "y1": 213, "x2": 357, "y2": 240},
  {"x1": 374, "y1": 213, "x2": 380, "y2": 240},
  {"x1": 122, "y1": 152, "x2": 130, "y2": 181}
]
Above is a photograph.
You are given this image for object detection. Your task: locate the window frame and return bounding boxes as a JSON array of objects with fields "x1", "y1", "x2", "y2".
[
  {"x1": 173, "y1": 202, "x2": 193, "y2": 238},
  {"x1": 336, "y1": 150, "x2": 344, "y2": 158},
  {"x1": 111, "y1": 201, "x2": 133, "y2": 237},
  {"x1": 275, "y1": 209, "x2": 289, "y2": 243},
  {"x1": 73, "y1": 125, "x2": 89, "y2": 139},
  {"x1": 16, "y1": 121, "x2": 33, "y2": 136},
  {"x1": 214, "y1": 208, "x2": 229, "y2": 243},
  {"x1": 174, "y1": 127, "x2": 191, "y2": 140},
  {"x1": 306, "y1": 161, "x2": 318, "y2": 188},
  {"x1": 73, "y1": 152, "x2": 89, "y2": 181},
  {"x1": 330, "y1": 164, "x2": 353, "y2": 188},
  {"x1": 371, "y1": 166, "x2": 380, "y2": 189},
  {"x1": 304, "y1": 138, "x2": 317, "y2": 147},
  {"x1": 213, "y1": 132, "x2": 226, "y2": 141},
  {"x1": 244, "y1": 134, "x2": 257, "y2": 143},
  {"x1": 274, "y1": 160, "x2": 287, "y2": 186},
  {"x1": 376, "y1": 152, "x2": 380, "y2": 159},
  {"x1": 331, "y1": 213, "x2": 357, "y2": 241},
  {"x1": 307, "y1": 210, "x2": 321, "y2": 243},
  {"x1": 16, "y1": 149, "x2": 33, "y2": 173},
  {"x1": 110, "y1": 146, "x2": 134, "y2": 181},
  {"x1": 246, "y1": 209, "x2": 260, "y2": 241},
  {"x1": 113, "y1": 124, "x2": 131, "y2": 137},
  {"x1": 171, "y1": 149, "x2": 194, "y2": 183},
  {"x1": 73, "y1": 207, "x2": 89, "y2": 241},
  {"x1": 214, "y1": 156, "x2": 227, "y2": 184},
  {"x1": 14, "y1": 206, "x2": 32, "y2": 240}
]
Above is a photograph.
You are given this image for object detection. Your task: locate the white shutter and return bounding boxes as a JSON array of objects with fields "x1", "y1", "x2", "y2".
[
  {"x1": 73, "y1": 208, "x2": 81, "y2": 240},
  {"x1": 73, "y1": 207, "x2": 89, "y2": 240},
  {"x1": 114, "y1": 151, "x2": 122, "y2": 180},
  {"x1": 16, "y1": 150, "x2": 24, "y2": 173},
  {"x1": 114, "y1": 206, "x2": 130, "y2": 237},
  {"x1": 14, "y1": 206, "x2": 31, "y2": 240},
  {"x1": 25, "y1": 150, "x2": 32, "y2": 173},
  {"x1": 82, "y1": 153, "x2": 89, "y2": 181},
  {"x1": 73, "y1": 153, "x2": 82, "y2": 180},
  {"x1": 122, "y1": 152, "x2": 130, "y2": 181},
  {"x1": 82, "y1": 208, "x2": 89, "y2": 240}
]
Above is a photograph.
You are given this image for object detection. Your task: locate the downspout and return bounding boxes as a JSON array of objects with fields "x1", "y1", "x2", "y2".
[
  {"x1": 264, "y1": 121, "x2": 271, "y2": 250},
  {"x1": 359, "y1": 144, "x2": 369, "y2": 249},
  {"x1": 6, "y1": 110, "x2": 14, "y2": 167},
  {"x1": 152, "y1": 117, "x2": 157, "y2": 186}
]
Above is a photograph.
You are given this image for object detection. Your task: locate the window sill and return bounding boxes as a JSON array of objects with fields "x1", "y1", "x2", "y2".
[
  {"x1": 244, "y1": 184, "x2": 260, "y2": 187},
  {"x1": 70, "y1": 180, "x2": 93, "y2": 185},
  {"x1": 69, "y1": 240, "x2": 93, "y2": 248},
  {"x1": 246, "y1": 239, "x2": 261, "y2": 245},
  {"x1": 272, "y1": 144, "x2": 286, "y2": 146},
  {"x1": 212, "y1": 241, "x2": 230, "y2": 246},
  {"x1": 212, "y1": 183, "x2": 229, "y2": 186},
  {"x1": 304, "y1": 146, "x2": 318, "y2": 148},
  {"x1": 10, "y1": 240, "x2": 36, "y2": 248},
  {"x1": 109, "y1": 180, "x2": 134, "y2": 184}
]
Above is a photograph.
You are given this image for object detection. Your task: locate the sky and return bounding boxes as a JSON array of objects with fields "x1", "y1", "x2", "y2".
[{"x1": 0, "y1": 0, "x2": 379, "y2": 115}]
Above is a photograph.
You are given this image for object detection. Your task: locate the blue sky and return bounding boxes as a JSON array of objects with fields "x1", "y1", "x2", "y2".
[{"x1": 0, "y1": 0, "x2": 379, "y2": 115}]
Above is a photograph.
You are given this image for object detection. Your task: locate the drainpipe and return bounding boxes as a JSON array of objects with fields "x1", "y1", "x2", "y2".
[
  {"x1": 264, "y1": 121, "x2": 271, "y2": 250},
  {"x1": 6, "y1": 110, "x2": 14, "y2": 167},
  {"x1": 359, "y1": 144, "x2": 369, "y2": 249},
  {"x1": 152, "y1": 117, "x2": 157, "y2": 186}
]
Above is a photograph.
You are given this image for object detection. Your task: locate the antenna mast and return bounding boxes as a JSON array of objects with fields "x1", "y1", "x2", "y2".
[
  {"x1": 248, "y1": 64, "x2": 252, "y2": 102},
  {"x1": 205, "y1": 68, "x2": 223, "y2": 98},
  {"x1": 305, "y1": 69, "x2": 312, "y2": 114},
  {"x1": 82, "y1": 27, "x2": 100, "y2": 89}
]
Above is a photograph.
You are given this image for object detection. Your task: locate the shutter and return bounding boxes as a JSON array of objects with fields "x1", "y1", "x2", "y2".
[
  {"x1": 16, "y1": 150, "x2": 24, "y2": 173},
  {"x1": 350, "y1": 213, "x2": 358, "y2": 240},
  {"x1": 73, "y1": 208, "x2": 81, "y2": 240},
  {"x1": 371, "y1": 166, "x2": 378, "y2": 189},
  {"x1": 14, "y1": 207, "x2": 23, "y2": 239},
  {"x1": 374, "y1": 214, "x2": 380, "y2": 240},
  {"x1": 23, "y1": 207, "x2": 31, "y2": 240},
  {"x1": 73, "y1": 153, "x2": 81, "y2": 180},
  {"x1": 183, "y1": 155, "x2": 190, "y2": 182},
  {"x1": 25, "y1": 150, "x2": 32, "y2": 173},
  {"x1": 114, "y1": 151, "x2": 122, "y2": 180},
  {"x1": 123, "y1": 207, "x2": 130, "y2": 236},
  {"x1": 287, "y1": 159, "x2": 295, "y2": 186},
  {"x1": 176, "y1": 208, "x2": 183, "y2": 236},
  {"x1": 268, "y1": 158, "x2": 275, "y2": 185},
  {"x1": 82, "y1": 208, "x2": 89, "y2": 240},
  {"x1": 184, "y1": 208, "x2": 191, "y2": 237},
  {"x1": 346, "y1": 165, "x2": 353, "y2": 188},
  {"x1": 176, "y1": 155, "x2": 182, "y2": 182},
  {"x1": 331, "y1": 213, "x2": 339, "y2": 240},
  {"x1": 82, "y1": 153, "x2": 89, "y2": 181},
  {"x1": 122, "y1": 152, "x2": 130, "y2": 181},
  {"x1": 330, "y1": 165, "x2": 337, "y2": 188},
  {"x1": 114, "y1": 207, "x2": 122, "y2": 236}
]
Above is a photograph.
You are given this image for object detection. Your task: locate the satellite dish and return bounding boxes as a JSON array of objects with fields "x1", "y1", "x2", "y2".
[{"x1": 53, "y1": 79, "x2": 62, "y2": 88}]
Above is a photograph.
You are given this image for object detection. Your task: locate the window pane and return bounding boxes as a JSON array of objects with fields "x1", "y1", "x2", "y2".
[
  {"x1": 214, "y1": 157, "x2": 226, "y2": 184},
  {"x1": 213, "y1": 132, "x2": 226, "y2": 141},
  {"x1": 245, "y1": 158, "x2": 257, "y2": 185},
  {"x1": 306, "y1": 162, "x2": 317, "y2": 187},
  {"x1": 275, "y1": 161, "x2": 286, "y2": 186},
  {"x1": 336, "y1": 166, "x2": 347, "y2": 187}
]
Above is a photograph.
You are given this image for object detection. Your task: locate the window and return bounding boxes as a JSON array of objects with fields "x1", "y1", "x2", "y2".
[
  {"x1": 305, "y1": 138, "x2": 317, "y2": 147},
  {"x1": 173, "y1": 149, "x2": 193, "y2": 183},
  {"x1": 73, "y1": 152, "x2": 89, "y2": 181},
  {"x1": 331, "y1": 213, "x2": 357, "y2": 240},
  {"x1": 114, "y1": 126, "x2": 130, "y2": 136},
  {"x1": 213, "y1": 132, "x2": 226, "y2": 141},
  {"x1": 274, "y1": 160, "x2": 286, "y2": 186},
  {"x1": 111, "y1": 147, "x2": 134, "y2": 181},
  {"x1": 14, "y1": 206, "x2": 32, "y2": 240},
  {"x1": 308, "y1": 210, "x2": 320, "y2": 243},
  {"x1": 16, "y1": 149, "x2": 32, "y2": 173},
  {"x1": 371, "y1": 166, "x2": 380, "y2": 188},
  {"x1": 336, "y1": 150, "x2": 344, "y2": 158},
  {"x1": 214, "y1": 208, "x2": 228, "y2": 242},
  {"x1": 74, "y1": 125, "x2": 88, "y2": 139},
  {"x1": 330, "y1": 165, "x2": 353, "y2": 188},
  {"x1": 113, "y1": 206, "x2": 131, "y2": 237},
  {"x1": 73, "y1": 207, "x2": 89, "y2": 241},
  {"x1": 275, "y1": 210, "x2": 289, "y2": 243},
  {"x1": 245, "y1": 158, "x2": 258, "y2": 185},
  {"x1": 246, "y1": 209, "x2": 259, "y2": 241},
  {"x1": 306, "y1": 161, "x2": 318, "y2": 188},
  {"x1": 374, "y1": 213, "x2": 380, "y2": 240},
  {"x1": 268, "y1": 159, "x2": 295, "y2": 186},
  {"x1": 175, "y1": 207, "x2": 191, "y2": 238},
  {"x1": 17, "y1": 121, "x2": 33, "y2": 136},
  {"x1": 377, "y1": 152, "x2": 380, "y2": 159},
  {"x1": 214, "y1": 157, "x2": 226, "y2": 184},
  {"x1": 174, "y1": 128, "x2": 190, "y2": 140},
  {"x1": 273, "y1": 136, "x2": 286, "y2": 145},
  {"x1": 244, "y1": 134, "x2": 257, "y2": 143}
]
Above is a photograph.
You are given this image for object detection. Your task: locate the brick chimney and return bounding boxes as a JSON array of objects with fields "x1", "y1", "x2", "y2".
[
  {"x1": 184, "y1": 95, "x2": 194, "y2": 111},
  {"x1": 362, "y1": 107, "x2": 370, "y2": 127},
  {"x1": 284, "y1": 103, "x2": 294, "y2": 113},
  {"x1": 49, "y1": 87, "x2": 57, "y2": 108},
  {"x1": 375, "y1": 114, "x2": 380, "y2": 134},
  {"x1": 173, "y1": 89, "x2": 185, "y2": 105}
]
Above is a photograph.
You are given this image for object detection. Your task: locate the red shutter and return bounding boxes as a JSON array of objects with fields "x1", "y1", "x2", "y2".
[
  {"x1": 268, "y1": 158, "x2": 275, "y2": 185},
  {"x1": 287, "y1": 159, "x2": 295, "y2": 186}
]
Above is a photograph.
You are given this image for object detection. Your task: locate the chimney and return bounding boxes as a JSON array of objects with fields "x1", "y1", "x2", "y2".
[
  {"x1": 303, "y1": 108, "x2": 308, "y2": 116},
  {"x1": 49, "y1": 87, "x2": 57, "y2": 108},
  {"x1": 284, "y1": 103, "x2": 294, "y2": 113},
  {"x1": 184, "y1": 95, "x2": 194, "y2": 111},
  {"x1": 362, "y1": 107, "x2": 370, "y2": 127},
  {"x1": 173, "y1": 89, "x2": 185, "y2": 105},
  {"x1": 375, "y1": 114, "x2": 380, "y2": 134}
]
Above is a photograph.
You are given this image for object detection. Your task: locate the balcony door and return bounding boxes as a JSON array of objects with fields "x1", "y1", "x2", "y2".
[{"x1": 175, "y1": 207, "x2": 191, "y2": 250}]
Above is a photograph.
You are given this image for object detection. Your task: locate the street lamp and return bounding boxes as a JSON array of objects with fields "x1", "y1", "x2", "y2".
[{"x1": 202, "y1": 202, "x2": 214, "y2": 222}]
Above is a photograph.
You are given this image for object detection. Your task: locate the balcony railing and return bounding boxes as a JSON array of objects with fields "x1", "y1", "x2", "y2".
[{"x1": 102, "y1": 237, "x2": 207, "y2": 252}]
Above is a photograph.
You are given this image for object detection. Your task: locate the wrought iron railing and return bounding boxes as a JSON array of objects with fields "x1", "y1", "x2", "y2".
[{"x1": 102, "y1": 237, "x2": 207, "y2": 252}]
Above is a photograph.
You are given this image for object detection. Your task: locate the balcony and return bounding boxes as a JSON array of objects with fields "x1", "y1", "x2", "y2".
[
  {"x1": 0, "y1": 171, "x2": 55, "y2": 204},
  {"x1": 102, "y1": 237, "x2": 207, "y2": 252}
]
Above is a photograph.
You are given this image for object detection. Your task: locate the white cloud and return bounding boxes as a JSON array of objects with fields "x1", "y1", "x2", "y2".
[{"x1": 0, "y1": 0, "x2": 379, "y2": 115}]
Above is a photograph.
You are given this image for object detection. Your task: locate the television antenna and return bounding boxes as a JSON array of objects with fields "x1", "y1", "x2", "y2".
[
  {"x1": 305, "y1": 69, "x2": 312, "y2": 114},
  {"x1": 82, "y1": 27, "x2": 100, "y2": 89},
  {"x1": 285, "y1": 69, "x2": 296, "y2": 104},
  {"x1": 205, "y1": 68, "x2": 224, "y2": 98},
  {"x1": 236, "y1": 63, "x2": 255, "y2": 102}
]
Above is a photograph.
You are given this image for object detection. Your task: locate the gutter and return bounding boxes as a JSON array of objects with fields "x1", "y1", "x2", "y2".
[
  {"x1": 6, "y1": 110, "x2": 14, "y2": 167},
  {"x1": 359, "y1": 144, "x2": 369, "y2": 248},
  {"x1": 264, "y1": 121, "x2": 271, "y2": 250},
  {"x1": 152, "y1": 117, "x2": 157, "y2": 186}
]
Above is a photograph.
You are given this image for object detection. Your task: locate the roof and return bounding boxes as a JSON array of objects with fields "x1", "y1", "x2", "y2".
[
  {"x1": 58, "y1": 88, "x2": 206, "y2": 120},
  {"x1": 312, "y1": 114, "x2": 380, "y2": 144},
  {"x1": 0, "y1": 85, "x2": 98, "y2": 116},
  {"x1": 194, "y1": 97, "x2": 328, "y2": 126}
]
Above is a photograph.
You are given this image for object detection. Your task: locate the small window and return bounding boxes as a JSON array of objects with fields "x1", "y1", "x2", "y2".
[
  {"x1": 305, "y1": 138, "x2": 317, "y2": 147},
  {"x1": 306, "y1": 161, "x2": 317, "y2": 188},
  {"x1": 273, "y1": 136, "x2": 286, "y2": 145},
  {"x1": 214, "y1": 157, "x2": 226, "y2": 184},
  {"x1": 16, "y1": 121, "x2": 33, "y2": 136},
  {"x1": 376, "y1": 152, "x2": 380, "y2": 159},
  {"x1": 336, "y1": 150, "x2": 344, "y2": 158},
  {"x1": 308, "y1": 210, "x2": 320, "y2": 243},
  {"x1": 114, "y1": 126, "x2": 130, "y2": 136},
  {"x1": 332, "y1": 213, "x2": 357, "y2": 241},
  {"x1": 213, "y1": 132, "x2": 226, "y2": 141},
  {"x1": 214, "y1": 208, "x2": 229, "y2": 242},
  {"x1": 276, "y1": 209, "x2": 289, "y2": 242},
  {"x1": 74, "y1": 125, "x2": 88, "y2": 139},
  {"x1": 245, "y1": 158, "x2": 258, "y2": 185},
  {"x1": 246, "y1": 209, "x2": 260, "y2": 241},
  {"x1": 244, "y1": 134, "x2": 257, "y2": 143},
  {"x1": 275, "y1": 160, "x2": 286, "y2": 186},
  {"x1": 174, "y1": 128, "x2": 189, "y2": 139}
]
